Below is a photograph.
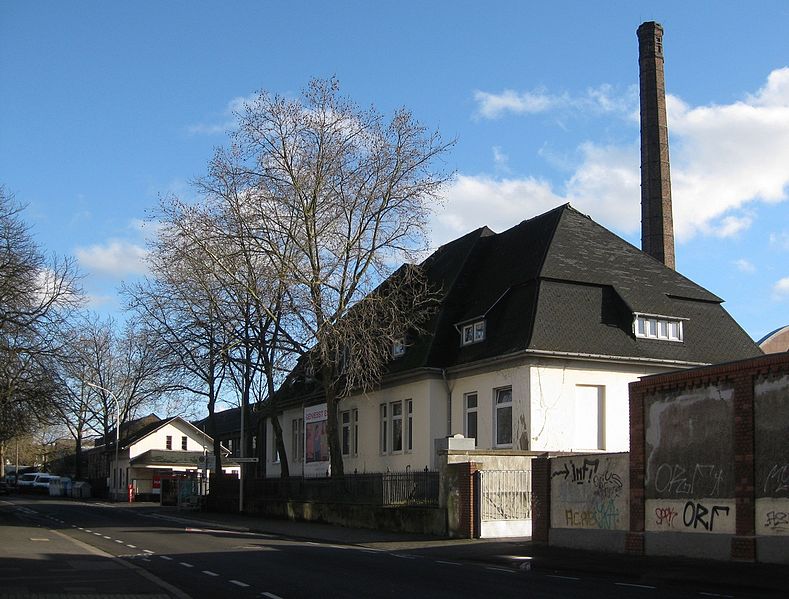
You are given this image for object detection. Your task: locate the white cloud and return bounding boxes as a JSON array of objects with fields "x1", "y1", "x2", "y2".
[
  {"x1": 187, "y1": 93, "x2": 257, "y2": 136},
  {"x1": 432, "y1": 142, "x2": 640, "y2": 246},
  {"x1": 431, "y1": 174, "x2": 563, "y2": 246},
  {"x1": 75, "y1": 240, "x2": 149, "y2": 277},
  {"x1": 773, "y1": 276, "x2": 789, "y2": 299},
  {"x1": 454, "y1": 68, "x2": 789, "y2": 245},
  {"x1": 734, "y1": 259, "x2": 756, "y2": 273},
  {"x1": 492, "y1": 146, "x2": 510, "y2": 173},
  {"x1": 769, "y1": 231, "x2": 789, "y2": 250},
  {"x1": 667, "y1": 69, "x2": 789, "y2": 239},
  {"x1": 473, "y1": 84, "x2": 636, "y2": 120}
]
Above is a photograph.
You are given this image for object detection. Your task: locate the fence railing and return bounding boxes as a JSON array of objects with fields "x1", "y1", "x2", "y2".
[
  {"x1": 214, "y1": 470, "x2": 439, "y2": 507},
  {"x1": 478, "y1": 469, "x2": 532, "y2": 521}
]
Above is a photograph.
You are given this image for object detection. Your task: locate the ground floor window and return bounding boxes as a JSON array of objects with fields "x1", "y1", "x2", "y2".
[
  {"x1": 465, "y1": 392, "x2": 478, "y2": 443},
  {"x1": 341, "y1": 409, "x2": 358, "y2": 456},
  {"x1": 406, "y1": 399, "x2": 413, "y2": 452},
  {"x1": 494, "y1": 387, "x2": 512, "y2": 446},
  {"x1": 271, "y1": 426, "x2": 280, "y2": 463},
  {"x1": 380, "y1": 400, "x2": 411, "y2": 454}
]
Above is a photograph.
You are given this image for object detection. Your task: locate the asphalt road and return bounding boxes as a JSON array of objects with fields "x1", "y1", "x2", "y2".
[{"x1": 0, "y1": 496, "x2": 781, "y2": 598}]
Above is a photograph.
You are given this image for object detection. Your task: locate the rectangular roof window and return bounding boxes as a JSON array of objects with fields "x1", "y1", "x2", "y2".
[{"x1": 634, "y1": 314, "x2": 684, "y2": 342}]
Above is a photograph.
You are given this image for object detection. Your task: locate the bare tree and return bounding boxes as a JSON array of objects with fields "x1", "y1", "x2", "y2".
[
  {"x1": 125, "y1": 227, "x2": 232, "y2": 471},
  {"x1": 0, "y1": 187, "x2": 82, "y2": 476},
  {"x1": 189, "y1": 78, "x2": 451, "y2": 477},
  {"x1": 143, "y1": 195, "x2": 297, "y2": 476}
]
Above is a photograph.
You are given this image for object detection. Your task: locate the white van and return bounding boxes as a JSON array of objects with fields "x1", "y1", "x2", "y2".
[{"x1": 32, "y1": 474, "x2": 59, "y2": 490}]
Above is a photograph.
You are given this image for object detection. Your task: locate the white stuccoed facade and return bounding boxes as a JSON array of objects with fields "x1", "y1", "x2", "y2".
[{"x1": 265, "y1": 355, "x2": 669, "y2": 476}]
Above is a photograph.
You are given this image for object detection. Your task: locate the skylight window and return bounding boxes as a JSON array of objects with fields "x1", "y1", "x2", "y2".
[
  {"x1": 634, "y1": 314, "x2": 684, "y2": 342},
  {"x1": 460, "y1": 320, "x2": 486, "y2": 346}
]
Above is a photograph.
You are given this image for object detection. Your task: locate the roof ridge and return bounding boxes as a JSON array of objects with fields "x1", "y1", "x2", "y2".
[{"x1": 524, "y1": 204, "x2": 569, "y2": 348}]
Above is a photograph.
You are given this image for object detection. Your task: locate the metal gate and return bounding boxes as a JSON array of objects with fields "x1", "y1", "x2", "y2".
[{"x1": 476, "y1": 469, "x2": 532, "y2": 538}]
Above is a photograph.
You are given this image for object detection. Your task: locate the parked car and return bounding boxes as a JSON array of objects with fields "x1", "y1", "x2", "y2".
[{"x1": 17, "y1": 473, "x2": 41, "y2": 488}]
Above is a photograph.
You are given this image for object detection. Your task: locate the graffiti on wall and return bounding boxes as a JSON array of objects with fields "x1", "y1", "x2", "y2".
[
  {"x1": 646, "y1": 498, "x2": 735, "y2": 534},
  {"x1": 653, "y1": 463, "x2": 725, "y2": 497},
  {"x1": 550, "y1": 454, "x2": 628, "y2": 531},
  {"x1": 755, "y1": 497, "x2": 789, "y2": 536},
  {"x1": 763, "y1": 464, "x2": 789, "y2": 496}
]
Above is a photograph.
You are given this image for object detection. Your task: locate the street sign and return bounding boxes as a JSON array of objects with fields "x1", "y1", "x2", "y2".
[{"x1": 234, "y1": 457, "x2": 259, "y2": 463}]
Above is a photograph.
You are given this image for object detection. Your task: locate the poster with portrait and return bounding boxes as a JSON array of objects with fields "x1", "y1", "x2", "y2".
[{"x1": 304, "y1": 403, "x2": 329, "y2": 467}]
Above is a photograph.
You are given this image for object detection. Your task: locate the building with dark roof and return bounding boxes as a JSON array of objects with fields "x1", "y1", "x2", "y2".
[
  {"x1": 221, "y1": 21, "x2": 762, "y2": 478},
  {"x1": 84, "y1": 415, "x2": 236, "y2": 500},
  {"x1": 260, "y1": 203, "x2": 760, "y2": 476}
]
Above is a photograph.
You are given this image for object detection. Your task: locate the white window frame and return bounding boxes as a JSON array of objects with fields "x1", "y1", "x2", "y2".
[
  {"x1": 381, "y1": 401, "x2": 407, "y2": 454},
  {"x1": 380, "y1": 404, "x2": 388, "y2": 454},
  {"x1": 406, "y1": 399, "x2": 413, "y2": 452},
  {"x1": 165, "y1": 435, "x2": 172, "y2": 450},
  {"x1": 391, "y1": 401, "x2": 404, "y2": 453},
  {"x1": 460, "y1": 319, "x2": 486, "y2": 346},
  {"x1": 392, "y1": 338, "x2": 405, "y2": 358},
  {"x1": 352, "y1": 409, "x2": 359, "y2": 456},
  {"x1": 633, "y1": 313, "x2": 685, "y2": 342},
  {"x1": 341, "y1": 409, "x2": 354, "y2": 456},
  {"x1": 494, "y1": 387, "x2": 513, "y2": 447},
  {"x1": 464, "y1": 392, "x2": 478, "y2": 444}
]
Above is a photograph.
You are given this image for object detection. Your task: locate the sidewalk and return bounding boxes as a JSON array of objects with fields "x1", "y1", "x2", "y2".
[{"x1": 115, "y1": 501, "x2": 787, "y2": 596}]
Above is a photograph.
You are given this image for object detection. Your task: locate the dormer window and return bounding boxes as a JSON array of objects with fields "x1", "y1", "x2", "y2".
[
  {"x1": 461, "y1": 320, "x2": 486, "y2": 346},
  {"x1": 392, "y1": 338, "x2": 405, "y2": 358},
  {"x1": 634, "y1": 314, "x2": 684, "y2": 342}
]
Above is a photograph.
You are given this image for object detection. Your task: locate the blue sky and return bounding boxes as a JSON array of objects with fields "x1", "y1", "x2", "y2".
[{"x1": 2, "y1": 1, "x2": 788, "y2": 342}]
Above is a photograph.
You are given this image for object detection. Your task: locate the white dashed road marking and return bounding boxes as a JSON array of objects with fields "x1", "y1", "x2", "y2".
[
  {"x1": 160, "y1": 556, "x2": 173, "y2": 561},
  {"x1": 261, "y1": 593, "x2": 283, "y2": 599},
  {"x1": 546, "y1": 575, "x2": 580, "y2": 581},
  {"x1": 230, "y1": 580, "x2": 250, "y2": 588},
  {"x1": 615, "y1": 582, "x2": 656, "y2": 590},
  {"x1": 179, "y1": 562, "x2": 194, "y2": 568},
  {"x1": 202, "y1": 570, "x2": 219, "y2": 577}
]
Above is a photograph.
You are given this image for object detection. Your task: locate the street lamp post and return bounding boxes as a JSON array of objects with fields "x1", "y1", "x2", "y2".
[{"x1": 85, "y1": 381, "x2": 120, "y2": 501}]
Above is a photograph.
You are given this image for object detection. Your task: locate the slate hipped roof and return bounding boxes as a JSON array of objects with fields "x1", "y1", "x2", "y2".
[{"x1": 387, "y1": 203, "x2": 760, "y2": 372}]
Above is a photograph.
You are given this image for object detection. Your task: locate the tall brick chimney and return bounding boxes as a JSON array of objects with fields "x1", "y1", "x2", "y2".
[{"x1": 637, "y1": 21, "x2": 675, "y2": 269}]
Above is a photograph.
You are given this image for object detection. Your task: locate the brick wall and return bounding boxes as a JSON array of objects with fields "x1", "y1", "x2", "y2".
[
  {"x1": 445, "y1": 461, "x2": 479, "y2": 539},
  {"x1": 629, "y1": 352, "x2": 789, "y2": 561},
  {"x1": 531, "y1": 457, "x2": 550, "y2": 543}
]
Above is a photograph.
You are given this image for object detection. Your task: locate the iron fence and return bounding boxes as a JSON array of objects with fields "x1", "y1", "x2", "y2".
[
  {"x1": 240, "y1": 470, "x2": 439, "y2": 507},
  {"x1": 478, "y1": 469, "x2": 532, "y2": 521}
]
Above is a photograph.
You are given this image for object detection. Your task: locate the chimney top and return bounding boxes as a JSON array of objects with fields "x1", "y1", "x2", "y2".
[{"x1": 638, "y1": 20, "x2": 676, "y2": 270}]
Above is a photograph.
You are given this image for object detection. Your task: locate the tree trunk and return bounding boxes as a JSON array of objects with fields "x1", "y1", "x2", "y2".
[
  {"x1": 271, "y1": 413, "x2": 289, "y2": 478},
  {"x1": 75, "y1": 433, "x2": 83, "y2": 480},
  {"x1": 323, "y1": 373, "x2": 344, "y2": 478}
]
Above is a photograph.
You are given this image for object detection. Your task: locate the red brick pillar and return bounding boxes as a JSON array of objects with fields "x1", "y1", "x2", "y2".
[
  {"x1": 626, "y1": 383, "x2": 646, "y2": 554},
  {"x1": 531, "y1": 456, "x2": 551, "y2": 544},
  {"x1": 447, "y1": 462, "x2": 479, "y2": 539},
  {"x1": 731, "y1": 372, "x2": 756, "y2": 561}
]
